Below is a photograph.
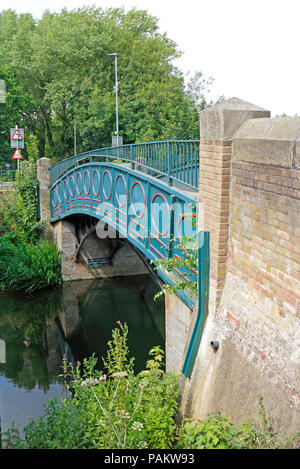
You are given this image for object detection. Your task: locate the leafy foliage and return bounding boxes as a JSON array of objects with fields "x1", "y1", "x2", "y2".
[
  {"x1": 176, "y1": 397, "x2": 300, "y2": 449},
  {"x1": 176, "y1": 414, "x2": 237, "y2": 449},
  {"x1": 0, "y1": 155, "x2": 61, "y2": 293},
  {"x1": 0, "y1": 7, "x2": 215, "y2": 166},
  {"x1": 2, "y1": 161, "x2": 43, "y2": 243},
  {"x1": 154, "y1": 214, "x2": 198, "y2": 301},
  {"x1": 0, "y1": 238, "x2": 61, "y2": 293}
]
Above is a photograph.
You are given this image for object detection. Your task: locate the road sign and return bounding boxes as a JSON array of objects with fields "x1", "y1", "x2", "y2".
[
  {"x1": 10, "y1": 127, "x2": 24, "y2": 149},
  {"x1": 12, "y1": 128, "x2": 23, "y2": 140},
  {"x1": 12, "y1": 148, "x2": 23, "y2": 159}
]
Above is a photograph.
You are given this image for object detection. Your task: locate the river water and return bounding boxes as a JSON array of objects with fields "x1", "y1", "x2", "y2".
[{"x1": 0, "y1": 275, "x2": 165, "y2": 436}]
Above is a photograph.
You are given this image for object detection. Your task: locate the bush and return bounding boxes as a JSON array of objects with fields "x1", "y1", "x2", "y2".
[
  {"x1": 176, "y1": 414, "x2": 237, "y2": 449},
  {"x1": 0, "y1": 161, "x2": 44, "y2": 244},
  {"x1": 0, "y1": 237, "x2": 61, "y2": 293},
  {"x1": 176, "y1": 398, "x2": 300, "y2": 449}
]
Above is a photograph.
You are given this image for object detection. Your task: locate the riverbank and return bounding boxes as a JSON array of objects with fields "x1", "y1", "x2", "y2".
[{"x1": 0, "y1": 275, "x2": 165, "y2": 438}]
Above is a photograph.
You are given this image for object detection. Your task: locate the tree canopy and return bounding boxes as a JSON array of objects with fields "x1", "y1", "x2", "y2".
[{"x1": 0, "y1": 7, "x2": 212, "y2": 167}]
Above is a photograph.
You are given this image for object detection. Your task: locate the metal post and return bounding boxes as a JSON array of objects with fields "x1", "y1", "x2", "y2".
[
  {"x1": 108, "y1": 53, "x2": 119, "y2": 142},
  {"x1": 130, "y1": 144, "x2": 134, "y2": 170},
  {"x1": 74, "y1": 119, "x2": 77, "y2": 156},
  {"x1": 114, "y1": 54, "x2": 119, "y2": 139},
  {"x1": 167, "y1": 141, "x2": 172, "y2": 186}
]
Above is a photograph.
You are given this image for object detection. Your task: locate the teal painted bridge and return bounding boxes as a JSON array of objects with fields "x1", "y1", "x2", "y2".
[{"x1": 49, "y1": 140, "x2": 209, "y2": 377}]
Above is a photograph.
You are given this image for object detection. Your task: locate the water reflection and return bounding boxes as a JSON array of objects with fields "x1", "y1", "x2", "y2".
[
  {"x1": 61, "y1": 276, "x2": 165, "y2": 372},
  {"x1": 0, "y1": 274, "x2": 165, "y2": 434}
]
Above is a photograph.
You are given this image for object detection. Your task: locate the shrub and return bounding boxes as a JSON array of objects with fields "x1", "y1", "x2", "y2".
[
  {"x1": 0, "y1": 161, "x2": 44, "y2": 244},
  {"x1": 176, "y1": 397, "x2": 300, "y2": 449},
  {"x1": 176, "y1": 414, "x2": 237, "y2": 449},
  {"x1": 0, "y1": 238, "x2": 61, "y2": 293}
]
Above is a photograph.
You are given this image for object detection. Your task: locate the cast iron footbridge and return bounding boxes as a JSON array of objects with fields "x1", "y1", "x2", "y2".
[{"x1": 49, "y1": 140, "x2": 210, "y2": 377}]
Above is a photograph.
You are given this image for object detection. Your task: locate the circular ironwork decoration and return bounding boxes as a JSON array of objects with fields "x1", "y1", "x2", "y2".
[
  {"x1": 130, "y1": 181, "x2": 146, "y2": 219},
  {"x1": 83, "y1": 170, "x2": 90, "y2": 195},
  {"x1": 177, "y1": 213, "x2": 197, "y2": 255},
  {"x1": 69, "y1": 175, "x2": 75, "y2": 197},
  {"x1": 76, "y1": 172, "x2": 82, "y2": 195},
  {"x1": 57, "y1": 183, "x2": 63, "y2": 203},
  {"x1": 102, "y1": 170, "x2": 112, "y2": 200},
  {"x1": 92, "y1": 169, "x2": 100, "y2": 197},
  {"x1": 151, "y1": 193, "x2": 170, "y2": 236},
  {"x1": 63, "y1": 179, "x2": 69, "y2": 200},
  {"x1": 115, "y1": 173, "x2": 127, "y2": 207},
  {"x1": 52, "y1": 189, "x2": 58, "y2": 208}
]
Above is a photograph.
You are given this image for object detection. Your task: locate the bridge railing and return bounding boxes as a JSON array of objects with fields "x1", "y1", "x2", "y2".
[
  {"x1": 0, "y1": 170, "x2": 17, "y2": 188},
  {"x1": 49, "y1": 140, "x2": 200, "y2": 189}
]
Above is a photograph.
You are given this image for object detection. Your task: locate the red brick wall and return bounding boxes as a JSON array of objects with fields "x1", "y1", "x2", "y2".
[{"x1": 229, "y1": 160, "x2": 300, "y2": 318}]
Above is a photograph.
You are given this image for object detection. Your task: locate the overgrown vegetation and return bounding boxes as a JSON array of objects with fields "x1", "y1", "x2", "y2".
[
  {"x1": 2, "y1": 323, "x2": 180, "y2": 449},
  {"x1": 2, "y1": 323, "x2": 299, "y2": 449},
  {"x1": 0, "y1": 160, "x2": 61, "y2": 292},
  {"x1": 154, "y1": 212, "x2": 198, "y2": 300}
]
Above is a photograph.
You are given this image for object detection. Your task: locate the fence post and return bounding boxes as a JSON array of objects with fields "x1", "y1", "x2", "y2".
[
  {"x1": 37, "y1": 157, "x2": 54, "y2": 240},
  {"x1": 167, "y1": 141, "x2": 172, "y2": 186},
  {"x1": 130, "y1": 144, "x2": 134, "y2": 170}
]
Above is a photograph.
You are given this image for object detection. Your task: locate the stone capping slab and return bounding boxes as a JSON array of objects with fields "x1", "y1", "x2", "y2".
[
  {"x1": 200, "y1": 97, "x2": 270, "y2": 140},
  {"x1": 233, "y1": 116, "x2": 300, "y2": 168}
]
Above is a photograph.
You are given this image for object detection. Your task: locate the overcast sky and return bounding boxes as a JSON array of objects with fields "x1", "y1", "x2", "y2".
[{"x1": 3, "y1": 0, "x2": 300, "y2": 116}]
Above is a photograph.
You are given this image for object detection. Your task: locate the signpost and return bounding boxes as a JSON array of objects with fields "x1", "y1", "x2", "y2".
[
  {"x1": 10, "y1": 125, "x2": 24, "y2": 170},
  {"x1": 12, "y1": 148, "x2": 23, "y2": 160},
  {"x1": 10, "y1": 126, "x2": 24, "y2": 149}
]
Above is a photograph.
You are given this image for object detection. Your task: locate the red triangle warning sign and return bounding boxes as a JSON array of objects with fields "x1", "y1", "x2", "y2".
[
  {"x1": 11, "y1": 129, "x2": 23, "y2": 140},
  {"x1": 12, "y1": 148, "x2": 23, "y2": 159}
]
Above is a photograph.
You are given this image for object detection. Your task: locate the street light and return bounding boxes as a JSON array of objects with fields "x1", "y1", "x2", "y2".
[{"x1": 107, "y1": 53, "x2": 122, "y2": 146}]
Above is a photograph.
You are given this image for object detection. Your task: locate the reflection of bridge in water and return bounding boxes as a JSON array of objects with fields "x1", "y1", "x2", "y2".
[{"x1": 53, "y1": 276, "x2": 165, "y2": 374}]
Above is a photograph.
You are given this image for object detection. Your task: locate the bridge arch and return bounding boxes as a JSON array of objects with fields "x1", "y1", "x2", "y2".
[{"x1": 50, "y1": 162, "x2": 198, "y2": 310}]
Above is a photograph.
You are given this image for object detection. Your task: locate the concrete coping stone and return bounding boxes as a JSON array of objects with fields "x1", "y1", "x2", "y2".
[
  {"x1": 233, "y1": 116, "x2": 300, "y2": 168},
  {"x1": 200, "y1": 97, "x2": 270, "y2": 140}
]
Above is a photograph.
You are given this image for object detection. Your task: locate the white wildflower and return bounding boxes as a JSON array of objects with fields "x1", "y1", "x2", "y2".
[
  {"x1": 132, "y1": 421, "x2": 143, "y2": 432},
  {"x1": 138, "y1": 441, "x2": 148, "y2": 449},
  {"x1": 112, "y1": 371, "x2": 128, "y2": 378},
  {"x1": 81, "y1": 376, "x2": 106, "y2": 387}
]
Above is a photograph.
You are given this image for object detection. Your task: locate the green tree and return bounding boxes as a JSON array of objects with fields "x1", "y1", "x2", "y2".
[{"x1": 0, "y1": 7, "x2": 215, "y2": 164}]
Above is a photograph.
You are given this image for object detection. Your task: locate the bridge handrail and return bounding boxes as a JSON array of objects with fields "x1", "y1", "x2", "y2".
[{"x1": 49, "y1": 140, "x2": 200, "y2": 189}]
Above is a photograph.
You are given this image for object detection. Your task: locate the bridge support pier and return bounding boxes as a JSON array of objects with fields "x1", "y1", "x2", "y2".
[
  {"x1": 37, "y1": 157, "x2": 54, "y2": 240},
  {"x1": 165, "y1": 291, "x2": 193, "y2": 373},
  {"x1": 53, "y1": 216, "x2": 148, "y2": 281}
]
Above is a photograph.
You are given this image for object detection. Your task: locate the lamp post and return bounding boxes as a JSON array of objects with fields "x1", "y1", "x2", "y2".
[{"x1": 108, "y1": 53, "x2": 122, "y2": 146}]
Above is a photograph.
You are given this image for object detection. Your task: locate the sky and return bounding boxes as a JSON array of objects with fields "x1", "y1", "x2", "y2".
[{"x1": 2, "y1": 0, "x2": 300, "y2": 116}]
